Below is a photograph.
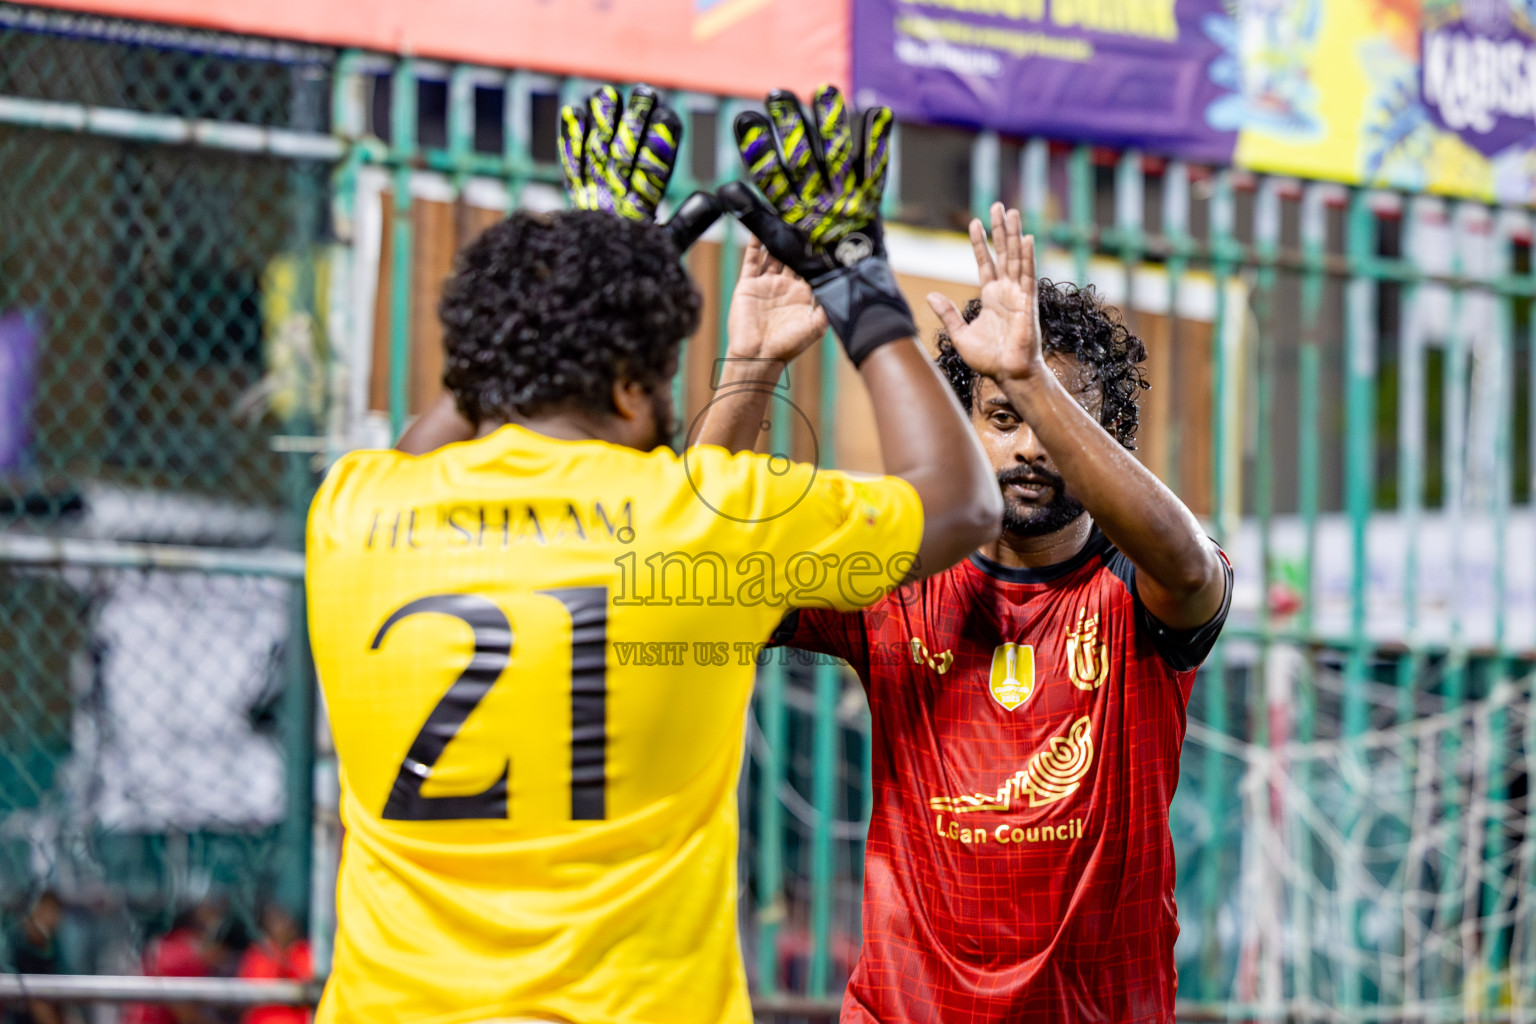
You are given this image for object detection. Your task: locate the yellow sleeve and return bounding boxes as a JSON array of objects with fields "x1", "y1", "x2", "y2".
[{"x1": 687, "y1": 445, "x2": 923, "y2": 612}]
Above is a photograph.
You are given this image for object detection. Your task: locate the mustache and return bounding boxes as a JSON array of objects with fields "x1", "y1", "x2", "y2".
[{"x1": 996, "y1": 465, "x2": 1064, "y2": 490}]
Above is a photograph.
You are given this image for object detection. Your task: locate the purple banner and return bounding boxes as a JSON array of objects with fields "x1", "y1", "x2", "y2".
[
  {"x1": 853, "y1": 0, "x2": 1239, "y2": 164},
  {"x1": 1421, "y1": 7, "x2": 1536, "y2": 159},
  {"x1": 0, "y1": 311, "x2": 40, "y2": 472}
]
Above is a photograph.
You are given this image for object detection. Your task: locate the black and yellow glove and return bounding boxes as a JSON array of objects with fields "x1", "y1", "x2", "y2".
[
  {"x1": 725, "y1": 84, "x2": 912, "y2": 366},
  {"x1": 558, "y1": 84, "x2": 721, "y2": 252},
  {"x1": 734, "y1": 84, "x2": 893, "y2": 255}
]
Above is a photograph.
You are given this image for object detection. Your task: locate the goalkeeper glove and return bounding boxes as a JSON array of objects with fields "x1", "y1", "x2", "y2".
[
  {"x1": 725, "y1": 84, "x2": 913, "y2": 366},
  {"x1": 558, "y1": 84, "x2": 721, "y2": 253}
]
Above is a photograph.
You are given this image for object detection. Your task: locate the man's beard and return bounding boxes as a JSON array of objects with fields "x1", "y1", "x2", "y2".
[{"x1": 996, "y1": 464, "x2": 1086, "y2": 536}]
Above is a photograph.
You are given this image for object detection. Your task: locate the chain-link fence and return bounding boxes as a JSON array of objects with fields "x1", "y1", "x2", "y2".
[{"x1": 0, "y1": 3, "x2": 330, "y2": 990}]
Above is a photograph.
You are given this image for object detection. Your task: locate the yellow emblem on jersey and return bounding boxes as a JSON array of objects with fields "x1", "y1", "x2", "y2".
[
  {"x1": 928, "y1": 715, "x2": 1094, "y2": 813},
  {"x1": 1066, "y1": 607, "x2": 1109, "y2": 691},
  {"x1": 910, "y1": 636, "x2": 953, "y2": 675},
  {"x1": 988, "y1": 642, "x2": 1035, "y2": 711}
]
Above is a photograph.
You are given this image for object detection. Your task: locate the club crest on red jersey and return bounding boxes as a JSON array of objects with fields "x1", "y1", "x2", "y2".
[
  {"x1": 1066, "y1": 607, "x2": 1109, "y2": 691},
  {"x1": 987, "y1": 642, "x2": 1034, "y2": 711},
  {"x1": 910, "y1": 636, "x2": 953, "y2": 675}
]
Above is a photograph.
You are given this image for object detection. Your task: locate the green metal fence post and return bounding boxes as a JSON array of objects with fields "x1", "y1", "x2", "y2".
[
  {"x1": 1020, "y1": 138, "x2": 1047, "y2": 241},
  {"x1": 1483, "y1": 211, "x2": 1516, "y2": 1010},
  {"x1": 753, "y1": 357, "x2": 797, "y2": 995},
  {"x1": 1113, "y1": 150, "x2": 1143, "y2": 308},
  {"x1": 970, "y1": 129, "x2": 999, "y2": 223},
  {"x1": 808, "y1": 663, "x2": 838, "y2": 997},
  {"x1": 716, "y1": 98, "x2": 744, "y2": 364},
  {"x1": 1287, "y1": 177, "x2": 1327, "y2": 1020},
  {"x1": 1342, "y1": 189, "x2": 1377, "y2": 738},
  {"x1": 755, "y1": 410, "x2": 795, "y2": 996},
  {"x1": 275, "y1": 51, "x2": 327, "y2": 935},
  {"x1": 1068, "y1": 145, "x2": 1092, "y2": 285},
  {"x1": 881, "y1": 120, "x2": 903, "y2": 224},
  {"x1": 808, "y1": 325, "x2": 845, "y2": 997},
  {"x1": 1250, "y1": 178, "x2": 1281, "y2": 1017},
  {"x1": 1296, "y1": 181, "x2": 1327, "y2": 664},
  {"x1": 1162, "y1": 161, "x2": 1190, "y2": 498},
  {"x1": 504, "y1": 71, "x2": 536, "y2": 208},
  {"x1": 387, "y1": 60, "x2": 417, "y2": 440},
  {"x1": 1340, "y1": 186, "x2": 1380, "y2": 1011},
  {"x1": 754, "y1": 660, "x2": 786, "y2": 997},
  {"x1": 669, "y1": 91, "x2": 713, "y2": 429},
  {"x1": 1199, "y1": 168, "x2": 1236, "y2": 997},
  {"x1": 1253, "y1": 178, "x2": 1280, "y2": 651},
  {"x1": 1436, "y1": 205, "x2": 1471, "y2": 1009}
]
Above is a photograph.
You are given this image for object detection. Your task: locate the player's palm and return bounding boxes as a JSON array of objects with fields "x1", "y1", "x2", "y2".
[
  {"x1": 728, "y1": 236, "x2": 829, "y2": 362},
  {"x1": 928, "y1": 203, "x2": 1046, "y2": 383}
]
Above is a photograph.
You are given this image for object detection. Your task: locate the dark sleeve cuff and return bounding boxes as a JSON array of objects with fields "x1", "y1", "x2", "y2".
[
  {"x1": 1133, "y1": 552, "x2": 1234, "y2": 672},
  {"x1": 767, "y1": 610, "x2": 801, "y2": 648}
]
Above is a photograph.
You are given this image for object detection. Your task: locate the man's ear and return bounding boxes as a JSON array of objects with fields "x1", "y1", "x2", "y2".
[{"x1": 611, "y1": 378, "x2": 651, "y2": 422}]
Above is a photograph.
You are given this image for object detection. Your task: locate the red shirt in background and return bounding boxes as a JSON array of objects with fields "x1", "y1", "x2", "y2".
[
  {"x1": 238, "y1": 939, "x2": 314, "y2": 1024},
  {"x1": 123, "y1": 928, "x2": 212, "y2": 1024}
]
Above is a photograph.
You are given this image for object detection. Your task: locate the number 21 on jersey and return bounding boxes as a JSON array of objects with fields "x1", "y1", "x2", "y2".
[{"x1": 368, "y1": 588, "x2": 609, "y2": 823}]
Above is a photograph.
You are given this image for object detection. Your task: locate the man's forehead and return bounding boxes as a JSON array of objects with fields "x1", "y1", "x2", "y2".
[{"x1": 975, "y1": 354, "x2": 1096, "y2": 405}]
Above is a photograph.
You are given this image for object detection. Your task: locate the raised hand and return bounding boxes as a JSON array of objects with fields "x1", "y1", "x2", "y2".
[
  {"x1": 927, "y1": 203, "x2": 1044, "y2": 383},
  {"x1": 727, "y1": 236, "x2": 829, "y2": 362}
]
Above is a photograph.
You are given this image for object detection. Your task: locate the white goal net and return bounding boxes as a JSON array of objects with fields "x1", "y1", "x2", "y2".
[{"x1": 1179, "y1": 648, "x2": 1536, "y2": 1023}]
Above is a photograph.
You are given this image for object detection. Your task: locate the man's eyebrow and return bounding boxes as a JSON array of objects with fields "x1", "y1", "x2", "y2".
[{"x1": 984, "y1": 394, "x2": 1014, "y2": 407}]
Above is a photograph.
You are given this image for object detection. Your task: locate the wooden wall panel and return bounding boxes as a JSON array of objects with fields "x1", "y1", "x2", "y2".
[
  {"x1": 683, "y1": 241, "x2": 723, "y2": 441},
  {"x1": 410, "y1": 198, "x2": 457, "y2": 416},
  {"x1": 1123, "y1": 313, "x2": 1214, "y2": 515},
  {"x1": 370, "y1": 199, "x2": 511, "y2": 421},
  {"x1": 1136, "y1": 314, "x2": 1175, "y2": 484},
  {"x1": 368, "y1": 193, "x2": 395, "y2": 415}
]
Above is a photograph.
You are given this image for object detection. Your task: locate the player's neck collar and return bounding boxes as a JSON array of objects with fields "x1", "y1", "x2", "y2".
[{"x1": 967, "y1": 526, "x2": 1110, "y2": 584}]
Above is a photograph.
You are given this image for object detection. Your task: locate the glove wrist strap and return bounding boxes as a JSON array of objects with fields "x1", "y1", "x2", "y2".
[
  {"x1": 812, "y1": 257, "x2": 917, "y2": 367},
  {"x1": 842, "y1": 303, "x2": 917, "y2": 366}
]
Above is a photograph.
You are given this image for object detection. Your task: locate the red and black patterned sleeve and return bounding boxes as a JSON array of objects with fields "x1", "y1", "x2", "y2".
[
  {"x1": 1103, "y1": 544, "x2": 1234, "y2": 671},
  {"x1": 768, "y1": 607, "x2": 873, "y2": 678}
]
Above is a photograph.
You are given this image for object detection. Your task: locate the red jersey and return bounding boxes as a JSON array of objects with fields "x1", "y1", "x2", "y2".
[
  {"x1": 773, "y1": 528, "x2": 1231, "y2": 1023},
  {"x1": 122, "y1": 928, "x2": 212, "y2": 1024},
  {"x1": 238, "y1": 939, "x2": 314, "y2": 1024}
]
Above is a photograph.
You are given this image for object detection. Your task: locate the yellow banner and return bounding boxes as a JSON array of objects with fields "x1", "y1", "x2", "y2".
[{"x1": 1225, "y1": 0, "x2": 1536, "y2": 203}]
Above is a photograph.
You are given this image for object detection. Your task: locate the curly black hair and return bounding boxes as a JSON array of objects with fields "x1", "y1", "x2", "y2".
[
  {"x1": 935, "y1": 279, "x2": 1149, "y2": 449},
  {"x1": 440, "y1": 209, "x2": 701, "y2": 423}
]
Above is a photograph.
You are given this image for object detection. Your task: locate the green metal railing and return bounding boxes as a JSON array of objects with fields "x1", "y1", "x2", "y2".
[{"x1": 2, "y1": 9, "x2": 1535, "y2": 1019}]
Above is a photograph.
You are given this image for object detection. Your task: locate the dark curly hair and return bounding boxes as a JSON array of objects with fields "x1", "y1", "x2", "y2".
[
  {"x1": 440, "y1": 209, "x2": 700, "y2": 423},
  {"x1": 935, "y1": 279, "x2": 1149, "y2": 449}
]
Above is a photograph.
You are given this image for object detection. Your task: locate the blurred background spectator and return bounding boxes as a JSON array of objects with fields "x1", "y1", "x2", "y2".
[
  {"x1": 235, "y1": 904, "x2": 311, "y2": 1024},
  {"x1": 4, "y1": 890, "x2": 66, "y2": 1024}
]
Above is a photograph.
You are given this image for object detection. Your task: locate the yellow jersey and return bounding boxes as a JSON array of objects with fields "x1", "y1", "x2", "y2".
[{"x1": 306, "y1": 424, "x2": 921, "y2": 1024}]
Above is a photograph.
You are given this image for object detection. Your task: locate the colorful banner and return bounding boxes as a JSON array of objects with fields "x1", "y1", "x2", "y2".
[
  {"x1": 1228, "y1": 0, "x2": 1536, "y2": 204},
  {"x1": 852, "y1": 0, "x2": 1239, "y2": 163},
  {"x1": 855, "y1": 0, "x2": 1536, "y2": 202},
  {"x1": 13, "y1": 0, "x2": 847, "y2": 99}
]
